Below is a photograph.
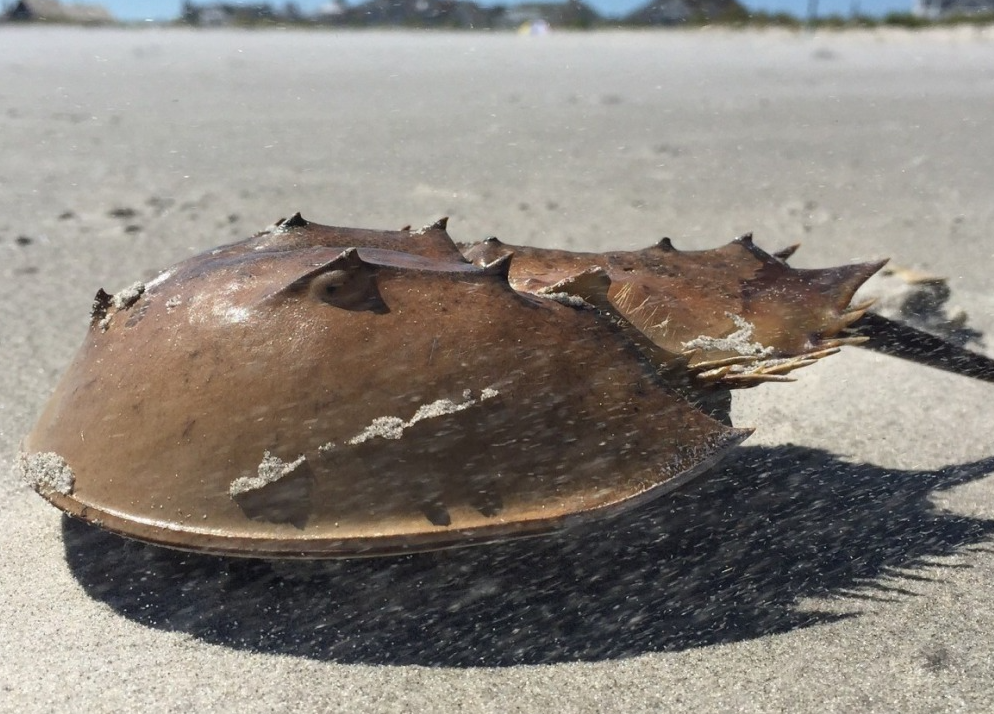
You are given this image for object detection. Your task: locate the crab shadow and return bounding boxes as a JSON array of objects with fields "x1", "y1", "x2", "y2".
[{"x1": 64, "y1": 444, "x2": 994, "y2": 667}]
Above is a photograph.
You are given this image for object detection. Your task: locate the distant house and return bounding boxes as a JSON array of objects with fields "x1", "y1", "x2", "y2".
[
  {"x1": 339, "y1": 0, "x2": 502, "y2": 28},
  {"x1": 913, "y1": 0, "x2": 994, "y2": 16},
  {"x1": 623, "y1": 0, "x2": 746, "y2": 24},
  {"x1": 314, "y1": 0, "x2": 348, "y2": 20},
  {"x1": 2, "y1": 0, "x2": 113, "y2": 23},
  {"x1": 179, "y1": 2, "x2": 280, "y2": 26},
  {"x1": 500, "y1": 0, "x2": 600, "y2": 28}
]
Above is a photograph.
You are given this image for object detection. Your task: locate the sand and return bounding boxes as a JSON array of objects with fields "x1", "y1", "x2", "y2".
[{"x1": 2, "y1": 25, "x2": 994, "y2": 712}]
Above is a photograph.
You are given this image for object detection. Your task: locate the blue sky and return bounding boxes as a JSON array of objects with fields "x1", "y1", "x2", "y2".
[{"x1": 94, "y1": 0, "x2": 914, "y2": 22}]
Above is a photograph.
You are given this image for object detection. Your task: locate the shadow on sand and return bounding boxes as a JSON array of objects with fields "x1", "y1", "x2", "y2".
[{"x1": 63, "y1": 444, "x2": 994, "y2": 667}]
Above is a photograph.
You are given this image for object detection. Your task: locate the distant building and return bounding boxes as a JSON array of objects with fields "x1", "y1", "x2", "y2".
[
  {"x1": 623, "y1": 0, "x2": 747, "y2": 24},
  {"x1": 500, "y1": 0, "x2": 599, "y2": 28},
  {"x1": 179, "y1": 2, "x2": 279, "y2": 26},
  {"x1": 2, "y1": 0, "x2": 113, "y2": 23},
  {"x1": 314, "y1": 0, "x2": 348, "y2": 20},
  {"x1": 913, "y1": 0, "x2": 994, "y2": 17},
  {"x1": 336, "y1": 0, "x2": 503, "y2": 28}
]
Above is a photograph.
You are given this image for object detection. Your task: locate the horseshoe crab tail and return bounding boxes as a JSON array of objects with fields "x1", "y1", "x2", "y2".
[{"x1": 845, "y1": 311, "x2": 994, "y2": 384}]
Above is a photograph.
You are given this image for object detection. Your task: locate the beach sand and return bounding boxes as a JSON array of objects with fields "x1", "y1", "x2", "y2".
[{"x1": 2, "y1": 25, "x2": 993, "y2": 712}]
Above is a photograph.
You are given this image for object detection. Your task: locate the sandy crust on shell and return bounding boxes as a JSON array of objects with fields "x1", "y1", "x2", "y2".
[{"x1": 16, "y1": 451, "x2": 75, "y2": 496}]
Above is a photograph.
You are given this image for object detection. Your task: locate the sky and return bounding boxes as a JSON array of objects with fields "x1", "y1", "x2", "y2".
[{"x1": 90, "y1": 0, "x2": 916, "y2": 23}]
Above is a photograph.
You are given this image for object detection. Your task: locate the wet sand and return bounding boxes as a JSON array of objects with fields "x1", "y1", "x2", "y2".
[{"x1": 2, "y1": 26, "x2": 994, "y2": 712}]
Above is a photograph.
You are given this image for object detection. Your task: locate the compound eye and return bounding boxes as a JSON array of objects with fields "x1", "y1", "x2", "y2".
[
  {"x1": 312, "y1": 269, "x2": 350, "y2": 298},
  {"x1": 308, "y1": 266, "x2": 387, "y2": 313}
]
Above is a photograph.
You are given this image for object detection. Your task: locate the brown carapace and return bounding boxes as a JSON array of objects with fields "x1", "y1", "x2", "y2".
[{"x1": 18, "y1": 215, "x2": 994, "y2": 558}]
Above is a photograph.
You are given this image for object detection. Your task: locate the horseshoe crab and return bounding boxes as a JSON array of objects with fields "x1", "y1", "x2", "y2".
[{"x1": 18, "y1": 215, "x2": 994, "y2": 558}]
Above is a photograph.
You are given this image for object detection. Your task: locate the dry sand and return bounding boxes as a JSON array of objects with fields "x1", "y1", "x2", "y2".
[{"x1": 2, "y1": 25, "x2": 994, "y2": 712}]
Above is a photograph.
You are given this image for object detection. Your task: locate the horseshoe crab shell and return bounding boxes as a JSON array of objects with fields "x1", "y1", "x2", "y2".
[
  {"x1": 22, "y1": 214, "x2": 993, "y2": 558},
  {"x1": 19, "y1": 216, "x2": 749, "y2": 558}
]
